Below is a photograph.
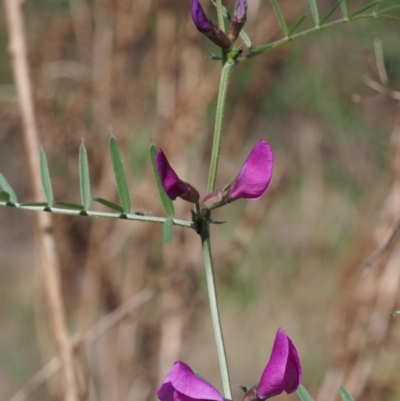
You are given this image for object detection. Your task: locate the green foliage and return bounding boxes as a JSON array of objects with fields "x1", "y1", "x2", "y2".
[
  {"x1": 289, "y1": 14, "x2": 308, "y2": 36},
  {"x1": 339, "y1": 386, "x2": 356, "y2": 401},
  {"x1": 163, "y1": 216, "x2": 174, "y2": 244},
  {"x1": 349, "y1": 2, "x2": 379, "y2": 18},
  {"x1": 0, "y1": 173, "x2": 17, "y2": 203},
  {"x1": 39, "y1": 148, "x2": 53, "y2": 206},
  {"x1": 109, "y1": 135, "x2": 131, "y2": 214},
  {"x1": 94, "y1": 197, "x2": 125, "y2": 214},
  {"x1": 308, "y1": 0, "x2": 320, "y2": 26},
  {"x1": 320, "y1": 1, "x2": 343, "y2": 25},
  {"x1": 79, "y1": 141, "x2": 91, "y2": 211},
  {"x1": 297, "y1": 384, "x2": 315, "y2": 401},
  {"x1": 270, "y1": 0, "x2": 289, "y2": 37}
]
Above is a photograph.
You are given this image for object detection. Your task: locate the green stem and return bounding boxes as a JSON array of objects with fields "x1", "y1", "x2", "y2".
[
  {"x1": 0, "y1": 201, "x2": 194, "y2": 228},
  {"x1": 200, "y1": 223, "x2": 232, "y2": 399},
  {"x1": 215, "y1": 0, "x2": 225, "y2": 33},
  {"x1": 207, "y1": 59, "x2": 235, "y2": 194},
  {"x1": 238, "y1": 13, "x2": 393, "y2": 62}
]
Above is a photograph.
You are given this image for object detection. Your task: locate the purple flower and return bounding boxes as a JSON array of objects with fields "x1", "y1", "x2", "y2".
[
  {"x1": 156, "y1": 149, "x2": 199, "y2": 204},
  {"x1": 157, "y1": 330, "x2": 301, "y2": 401},
  {"x1": 202, "y1": 140, "x2": 274, "y2": 210},
  {"x1": 157, "y1": 361, "x2": 226, "y2": 401},
  {"x1": 191, "y1": 0, "x2": 232, "y2": 50},
  {"x1": 229, "y1": 0, "x2": 247, "y2": 42},
  {"x1": 191, "y1": 0, "x2": 213, "y2": 33},
  {"x1": 243, "y1": 329, "x2": 302, "y2": 401},
  {"x1": 236, "y1": 0, "x2": 247, "y2": 20}
]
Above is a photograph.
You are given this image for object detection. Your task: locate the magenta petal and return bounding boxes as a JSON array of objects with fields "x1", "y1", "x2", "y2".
[
  {"x1": 191, "y1": 0, "x2": 213, "y2": 33},
  {"x1": 170, "y1": 361, "x2": 225, "y2": 401},
  {"x1": 156, "y1": 150, "x2": 190, "y2": 201},
  {"x1": 257, "y1": 329, "x2": 302, "y2": 399},
  {"x1": 157, "y1": 373, "x2": 175, "y2": 401},
  {"x1": 227, "y1": 140, "x2": 274, "y2": 201}
]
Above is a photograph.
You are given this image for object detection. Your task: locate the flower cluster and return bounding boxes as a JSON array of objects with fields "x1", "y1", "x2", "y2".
[
  {"x1": 155, "y1": 140, "x2": 274, "y2": 213},
  {"x1": 191, "y1": 0, "x2": 247, "y2": 49},
  {"x1": 157, "y1": 329, "x2": 301, "y2": 401}
]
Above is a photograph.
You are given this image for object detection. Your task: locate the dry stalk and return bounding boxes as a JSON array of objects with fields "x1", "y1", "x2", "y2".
[
  {"x1": 8, "y1": 273, "x2": 183, "y2": 401},
  {"x1": 3, "y1": 1, "x2": 79, "y2": 400}
]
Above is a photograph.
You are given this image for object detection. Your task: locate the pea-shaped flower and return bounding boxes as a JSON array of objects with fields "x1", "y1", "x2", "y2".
[
  {"x1": 156, "y1": 149, "x2": 200, "y2": 204},
  {"x1": 229, "y1": 0, "x2": 247, "y2": 42},
  {"x1": 243, "y1": 329, "x2": 302, "y2": 401},
  {"x1": 191, "y1": 0, "x2": 232, "y2": 50},
  {"x1": 157, "y1": 361, "x2": 226, "y2": 401},
  {"x1": 203, "y1": 140, "x2": 274, "y2": 210}
]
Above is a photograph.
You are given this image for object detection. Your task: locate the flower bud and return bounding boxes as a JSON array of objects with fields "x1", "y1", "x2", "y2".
[
  {"x1": 191, "y1": 0, "x2": 232, "y2": 50},
  {"x1": 229, "y1": 0, "x2": 247, "y2": 42}
]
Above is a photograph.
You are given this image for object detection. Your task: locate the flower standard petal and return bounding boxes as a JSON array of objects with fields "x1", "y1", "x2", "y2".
[
  {"x1": 227, "y1": 140, "x2": 274, "y2": 201},
  {"x1": 256, "y1": 329, "x2": 301, "y2": 399},
  {"x1": 170, "y1": 361, "x2": 225, "y2": 401}
]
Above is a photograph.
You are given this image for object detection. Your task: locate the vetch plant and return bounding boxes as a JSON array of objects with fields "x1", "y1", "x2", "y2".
[{"x1": 1, "y1": 0, "x2": 398, "y2": 400}]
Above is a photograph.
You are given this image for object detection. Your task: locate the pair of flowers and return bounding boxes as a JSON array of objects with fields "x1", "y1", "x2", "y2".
[
  {"x1": 157, "y1": 329, "x2": 302, "y2": 401},
  {"x1": 191, "y1": 0, "x2": 248, "y2": 48},
  {"x1": 156, "y1": 140, "x2": 274, "y2": 212}
]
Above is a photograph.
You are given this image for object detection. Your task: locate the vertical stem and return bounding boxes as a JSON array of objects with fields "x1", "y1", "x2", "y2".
[
  {"x1": 200, "y1": 224, "x2": 232, "y2": 399},
  {"x1": 207, "y1": 59, "x2": 235, "y2": 194},
  {"x1": 215, "y1": 0, "x2": 226, "y2": 33},
  {"x1": 4, "y1": 2, "x2": 79, "y2": 401}
]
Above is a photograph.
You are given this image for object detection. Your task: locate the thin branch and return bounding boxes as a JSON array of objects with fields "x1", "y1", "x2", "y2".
[
  {"x1": 0, "y1": 201, "x2": 194, "y2": 229},
  {"x1": 8, "y1": 273, "x2": 183, "y2": 401},
  {"x1": 362, "y1": 75, "x2": 400, "y2": 101},
  {"x1": 373, "y1": 38, "x2": 389, "y2": 85},
  {"x1": 3, "y1": 2, "x2": 79, "y2": 400},
  {"x1": 361, "y1": 214, "x2": 400, "y2": 275}
]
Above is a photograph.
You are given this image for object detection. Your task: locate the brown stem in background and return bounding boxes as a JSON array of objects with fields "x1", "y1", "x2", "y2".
[
  {"x1": 3, "y1": 1, "x2": 79, "y2": 401},
  {"x1": 7, "y1": 273, "x2": 183, "y2": 401}
]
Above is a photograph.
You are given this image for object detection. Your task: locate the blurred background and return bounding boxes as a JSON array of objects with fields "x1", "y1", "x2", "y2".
[{"x1": 0, "y1": 0, "x2": 400, "y2": 400}]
